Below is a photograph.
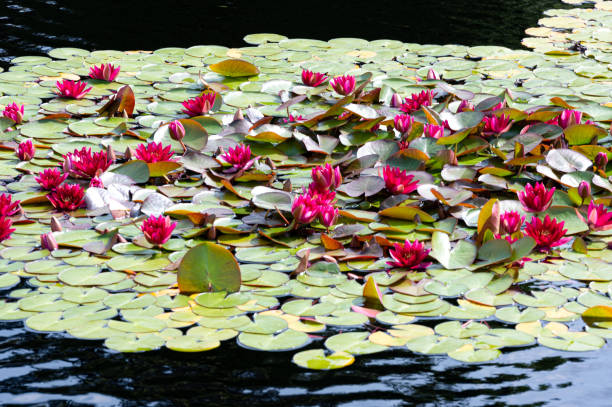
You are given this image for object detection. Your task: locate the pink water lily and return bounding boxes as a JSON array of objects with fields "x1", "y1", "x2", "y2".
[
  {"x1": 35, "y1": 168, "x2": 68, "y2": 190},
  {"x1": 0, "y1": 194, "x2": 21, "y2": 217},
  {"x1": 40, "y1": 232, "x2": 58, "y2": 251},
  {"x1": 0, "y1": 216, "x2": 15, "y2": 243},
  {"x1": 524, "y1": 215, "x2": 571, "y2": 252},
  {"x1": 423, "y1": 123, "x2": 445, "y2": 139},
  {"x1": 168, "y1": 120, "x2": 185, "y2": 142},
  {"x1": 387, "y1": 240, "x2": 431, "y2": 269},
  {"x1": 17, "y1": 139, "x2": 35, "y2": 161},
  {"x1": 482, "y1": 114, "x2": 512, "y2": 136},
  {"x1": 141, "y1": 215, "x2": 176, "y2": 246},
  {"x1": 548, "y1": 109, "x2": 594, "y2": 129},
  {"x1": 400, "y1": 90, "x2": 435, "y2": 113},
  {"x1": 2, "y1": 103, "x2": 24, "y2": 124},
  {"x1": 48, "y1": 184, "x2": 85, "y2": 211},
  {"x1": 390, "y1": 93, "x2": 403, "y2": 108},
  {"x1": 89, "y1": 63, "x2": 120, "y2": 81},
  {"x1": 457, "y1": 100, "x2": 475, "y2": 112},
  {"x1": 89, "y1": 177, "x2": 104, "y2": 188},
  {"x1": 311, "y1": 164, "x2": 342, "y2": 193},
  {"x1": 55, "y1": 79, "x2": 92, "y2": 99},
  {"x1": 220, "y1": 144, "x2": 255, "y2": 173},
  {"x1": 330, "y1": 75, "x2": 355, "y2": 95},
  {"x1": 518, "y1": 182, "x2": 555, "y2": 213},
  {"x1": 500, "y1": 211, "x2": 525, "y2": 235},
  {"x1": 586, "y1": 202, "x2": 612, "y2": 231},
  {"x1": 301, "y1": 69, "x2": 328, "y2": 87},
  {"x1": 595, "y1": 152, "x2": 608, "y2": 172},
  {"x1": 394, "y1": 114, "x2": 414, "y2": 134},
  {"x1": 283, "y1": 114, "x2": 305, "y2": 123},
  {"x1": 427, "y1": 69, "x2": 440, "y2": 80},
  {"x1": 318, "y1": 205, "x2": 339, "y2": 228},
  {"x1": 291, "y1": 193, "x2": 320, "y2": 225},
  {"x1": 134, "y1": 142, "x2": 175, "y2": 163},
  {"x1": 181, "y1": 92, "x2": 217, "y2": 117},
  {"x1": 63, "y1": 147, "x2": 113, "y2": 179},
  {"x1": 382, "y1": 166, "x2": 419, "y2": 195}
]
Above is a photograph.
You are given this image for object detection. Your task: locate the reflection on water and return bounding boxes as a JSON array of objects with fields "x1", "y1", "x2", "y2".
[
  {"x1": 1, "y1": 0, "x2": 576, "y2": 66},
  {"x1": 0, "y1": 319, "x2": 608, "y2": 406}
]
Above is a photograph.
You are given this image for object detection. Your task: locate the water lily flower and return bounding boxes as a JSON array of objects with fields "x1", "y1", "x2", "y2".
[
  {"x1": 400, "y1": 90, "x2": 435, "y2": 113},
  {"x1": 2, "y1": 103, "x2": 24, "y2": 124},
  {"x1": 141, "y1": 215, "x2": 176, "y2": 246},
  {"x1": 168, "y1": 120, "x2": 185, "y2": 143},
  {"x1": 181, "y1": 92, "x2": 217, "y2": 117},
  {"x1": 291, "y1": 193, "x2": 320, "y2": 224},
  {"x1": 301, "y1": 69, "x2": 328, "y2": 87},
  {"x1": 40, "y1": 232, "x2": 58, "y2": 251},
  {"x1": 318, "y1": 205, "x2": 339, "y2": 228},
  {"x1": 35, "y1": 168, "x2": 68, "y2": 190},
  {"x1": 17, "y1": 139, "x2": 35, "y2": 161},
  {"x1": 63, "y1": 147, "x2": 113, "y2": 179},
  {"x1": 586, "y1": 202, "x2": 612, "y2": 231},
  {"x1": 134, "y1": 142, "x2": 175, "y2": 163},
  {"x1": 518, "y1": 182, "x2": 555, "y2": 213},
  {"x1": 0, "y1": 216, "x2": 15, "y2": 243},
  {"x1": 489, "y1": 101, "x2": 506, "y2": 111},
  {"x1": 89, "y1": 63, "x2": 120, "y2": 81},
  {"x1": 55, "y1": 79, "x2": 92, "y2": 99},
  {"x1": 457, "y1": 100, "x2": 475, "y2": 112},
  {"x1": 89, "y1": 177, "x2": 104, "y2": 188},
  {"x1": 311, "y1": 163, "x2": 342, "y2": 193},
  {"x1": 47, "y1": 184, "x2": 85, "y2": 211},
  {"x1": 283, "y1": 114, "x2": 305, "y2": 123},
  {"x1": 394, "y1": 114, "x2": 414, "y2": 134},
  {"x1": 500, "y1": 211, "x2": 525, "y2": 235},
  {"x1": 427, "y1": 69, "x2": 440, "y2": 80},
  {"x1": 330, "y1": 75, "x2": 355, "y2": 95},
  {"x1": 423, "y1": 123, "x2": 445, "y2": 139},
  {"x1": 387, "y1": 239, "x2": 431, "y2": 269},
  {"x1": 595, "y1": 152, "x2": 608, "y2": 172},
  {"x1": 482, "y1": 114, "x2": 512, "y2": 136},
  {"x1": 390, "y1": 93, "x2": 403, "y2": 108},
  {"x1": 524, "y1": 215, "x2": 571, "y2": 252},
  {"x1": 494, "y1": 234, "x2": 520, "y2": 244},
  {"x1": 220, "y1": 144, "x2": 255, "y2": 173},
  {"x1": 0, "y1": 194, "x2": 21, "y2": 217},
  {"x1": 382, "y1": 166, "x2": 419, "y2": 195},
  {"x1": 578, "y1": 181, "x2": 591, "y2": 202},
  {"x1": 309, "y1": 188, "x2": 336, "y2": 207}
]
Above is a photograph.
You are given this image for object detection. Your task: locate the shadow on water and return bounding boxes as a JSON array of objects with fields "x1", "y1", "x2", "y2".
[{"x1": 1, "y1": 0, "x2": 577, "y2": 66}]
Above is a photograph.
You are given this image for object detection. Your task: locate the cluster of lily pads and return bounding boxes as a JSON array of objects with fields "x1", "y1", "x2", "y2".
[{"x1": 1, "y1": 3, "x2": 612, "y2": 371}]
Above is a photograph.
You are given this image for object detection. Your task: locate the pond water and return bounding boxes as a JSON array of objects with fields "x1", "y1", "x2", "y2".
[{"x1": 1, "y1": 0, "x2": 608, "y2": 406}]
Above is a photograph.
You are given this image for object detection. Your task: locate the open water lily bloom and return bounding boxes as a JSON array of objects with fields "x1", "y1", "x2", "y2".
[
  {"x1": 301, "y1": 69, "x2": 328, "y2": 87},
  {"x1": 0, "y1": 216, "x2": 15, "y2": 243},
  {"x1": 423, "y1": 123, "x2": 445, "y2": 139},
  {"x1": 181, "y1": 92, "x2": 217, "y2": 117},
  {"x1": 47, "y1": 184, "x2": 85, "y2": 211},
  {"x1": 17, "y1": 139, "x2": 35, "y2": 161},
  {"x1": 482, "y1": 114, "x2": 512, "y2": 136},
  {"x1": 55, "y1": 79, "x2": 92, "y2": 99},
  {"x1": 35, "y1": 168, "x2": 67, "y2": 190},
  {"x1": 0, "y1": 194, "x2": 20, "y2": 217},
  {"x1": 63, "y1": 147, "x2": 113, "y2": 179},
  {"x1": 141, "y1": 215, "x2": 176, "y2": 246},
  {"x1": 134, "y1": 142, "x2": 175, "y2": 163},
  {"x1": 586, "y1": 202, "x2": 612, "y2": 231},
  {"x1": 220, "y1": 144, "x2": 255, "y2": 173},
  {"x1": 394, "y1": 114, "x2": 414, "y2": 134},
  {"x1": 2, "y1": 103, "x2": 24, "y2": 124},
  {"x1": 524, "y1": 215, "x2": 571, "y2": 252},
  {"x1": 387, "y1": 240, "x2": 431, "y2": 269},
  {"x1": 500, "y1": 211, "x2": 525, "y2": 235},
  {"x1": 330, "y1": 75, "x2": 355, "y2": 95},
  {"x1": 518, "y1": 182, "x2": 555, "y2": 213},
  {"x1": 400, "y1": 90, "x2": 434, "y2": 113},
  {"x1": 382, "y1": 165, "x2": 419, "y2": 195},
  {"x1": 89, "y1": 63, "x2": 120, "y2": 81}
]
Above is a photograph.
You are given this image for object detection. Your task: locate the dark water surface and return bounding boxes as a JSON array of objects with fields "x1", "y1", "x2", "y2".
[
  {"x1": 1, "y1": 0, "x2": 607, "y2": 406},
  {"x1": 1, "y1": 0, "x2": 575, "y2": 66}
]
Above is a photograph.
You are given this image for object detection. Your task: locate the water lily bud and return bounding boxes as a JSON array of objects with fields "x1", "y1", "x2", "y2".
[
  {"x1": 106, "y1": 145, "x2": 116, "y2": 163},
  {"x1": 578, "y1": 181, "x2": 591, "y2": 200},
  {"x1": 50, "y1": 216, "x2": 62, "y2": 232},
  {"x1": 124, "y1": 146, "x2": 136, "y2": 161},
  {"x1": 390, "y1": 93, "x2": 403, "y2": 108},
  {"x1": 595, "y1": 152, "x2": 608, "y2": 171},
  {"x1": 427, "y1": 69, "x2": 440, "y2": 80},
  {"x1": 40, "y1": 232, "x2": 58, "y2": 251},
  {"x1": 233, "y1": 109, "x2": 244, "y2": 121},
  {"x1": 168, "y1": 120, "x2": 185, "y2": 142}
]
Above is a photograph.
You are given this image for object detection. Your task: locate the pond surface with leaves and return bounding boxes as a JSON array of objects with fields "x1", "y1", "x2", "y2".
[{"x1": 2, "y1": 0, "x2": 612, "y2": 405}]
